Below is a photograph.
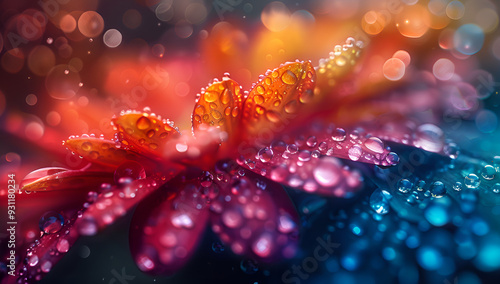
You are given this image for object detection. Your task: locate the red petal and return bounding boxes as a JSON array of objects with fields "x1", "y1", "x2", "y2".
[
  {"x1": 20, "y1": 167, "x2": 113, "y2": 192},
  {"x1": 64, "y1": 136, "x2": 156, "y2": 169},
  {"x1": 76, "y1": 175, "x2": 165, "y2": 235},
  {"x1": 209, "y1": 163, "x2": 299, "y2": 261},
  {"x1": 129, "y1": 177, "x2": 209, "y2": 275},
  {"x1": 241, "y1": 61, "x2": 316, "y2": 142},
  {"x1": 192, "y1": 77, "x2": 243, "y2": 140},
  {"x1": 11, "y1": 210, "x2": 79, "y2": 283},
  {"x1": 112, "y1": 110, "x2": 180, "y2": 160}
]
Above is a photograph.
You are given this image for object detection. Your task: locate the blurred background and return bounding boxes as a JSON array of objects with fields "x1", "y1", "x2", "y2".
[{"x1": 1, "y1": 0, "x2": 500, "y2": 283}]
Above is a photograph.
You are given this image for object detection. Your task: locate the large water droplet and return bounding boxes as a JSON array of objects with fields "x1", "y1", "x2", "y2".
[
  {"x1": 136, "y1": 116, "x2": 151, "y2": 130},
  {"x1": 464, "y1": 174, "x2": 480, "y2": 189},
  {"x1": 332, "y1": 128, "x2": 347, "y2": 141},
  {"x1": 430, "y1": 181, "x2": 446, "y2": 198},
  {"x1": 370, "y1": 188, "x2": 392, "y2": 214},
  {"x1": 281, "y1": 70, "x2": 297, "y2": 85},
  {"x1": 481, "y1": 165, "x2": 495, "y2": 180},
  {"x1": 39, "y1": 211, "x2": 64, "y2": 234},
  {"x1": 414, "y1": 124, "x2": 444, "y2": 152},
  {"x1": 364, "y1": 137, "x2": 384, "y2": 154}
]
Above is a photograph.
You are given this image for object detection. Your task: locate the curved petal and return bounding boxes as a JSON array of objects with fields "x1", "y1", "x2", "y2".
[
  {"x1": 76, "y1": 175, "x2": 165, "y2": 235},
  {"x1": 64, "y1": 136, "x2": 156, "y2": 169},
  {"x1": 209, "y1": 163, "x2": 300, "y2": 261},
  {"x1": 11, "y1": 210, "x2": 79, "y2": 284},
  {"x1": 241, "y1": 61, "x2": 316, "y2": 142},
  {"x1": 192, "y1": 77, "x2": 243, "y2": 140},
  {"x1": 129, "y1": 178, "x2": 209, "y2": 275},
  {"x1": 112, "y1": 110, "x2": 180, "y2": 160},
  {"x1": 20, "y1": 167, "x2": 113, "y2": 192}
]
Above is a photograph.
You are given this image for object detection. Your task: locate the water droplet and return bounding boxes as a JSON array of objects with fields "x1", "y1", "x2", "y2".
[
  {"x1": 285, "y1": 100, "x2": 298, "y2": 113},
  {"x1": 265, "y1": 110, "x2": 281, "y2": 123},
  {"x1": 464, "y1": 174, "x2": 480, "y2": 189},
  {"x1": 200, "y1": 171, "x2": 213, "y2": 187},
  {"x1": 258, "y1": 148, "x2": 274, "y2": 163},
  {"x1": 281, "y1": 70, "x2": 297, "y2": 85},
  {"x1": 212, "y1": 241, "x2": 225, "y2": 253},
  {"x1": 78, "y1": 217, "x2": 98, "y2": 235},
  {"x1": 278, "y1": 214, "x2": 296, "y2": 233},
  {"x1": 306, "y1": 136, "x2": 317, "y2": 147},
  {"x1": 39, "y1": 211, "x2": 64, "y2": 234},
  {"x1": 254, "y1": 94, "x2": 264, "y2": 104},
  {"x1": 370, "y1": 188, "x2": 392, "y2": 214},
  {"x1": 332, "y1": 128, "x2": 347, "y2": 141},
  {"x1": 397, "y1": 179, "x2": 412, "y2": 193},
  {"x1": 492, "y1": 183, "x2": 500, "y2": 194},
  {"x1": 252, "y1": 233, "x2": 273, "y2": 258},
  {"x1": 348, "y1": 145, "x2": 363, "y2": 161},
  {"x1": 40, "y1": 260, "x2": 52, "y2": 273},
  {"x1": 364, "y1": 137, "x2": 384, "y2": 154},
  {"x1": 313, "y1": 157, "x2": 341, "y2": 187},
  {"x1": 287, "y1": 144, "x2": 298, "y2": 154},
  {"x1": 136, "y1": 255, "x2": 155, "y2": 272},
  {"x1": 298, "y1": 150, "x2": 311, "y2": 162},
  {"x1": 416, "y1": 180, "x2": 426, "y2": 191},
  {"x1": 114, "y1": 160, "x2": 146, "y2": 183},
  {"x1": 481, "y1": 165, "x2": 495, "y2": 180},
  {"x1": 81, "y1": 141, "x2": 92, "y2": 151},
  {"x1": 414, "y1": 124, "x2": 444, "y2": 152},
  {"x1": 204, "y1": 91, "x2": 218, "y2": 102},
  {"x1": 28, "y1": 255, "x2": 39, "y2": 266},
  {"x1": 136, "y1": 116, "x2": 151, "y2": 130},
  {"x1": 443, "y1": 142, "x2": 460, "y2": 159},
  {"x1": 386, "y1": 152, "x2": 400, "y2": 165},
  {"x1": 453, "y1": 182, "x2": 463, "y2": 191},
  {"x1": 240, "y1": 258, "x2": 259, "y2": 274},
  {"x1": 430, "y1": 181, "x2": 446, "y2": 198}
]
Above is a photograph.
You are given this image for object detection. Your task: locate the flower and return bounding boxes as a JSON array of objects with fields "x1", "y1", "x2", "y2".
[{"x1": 4, "y1": 35, "x2": 470, "y2": 283}]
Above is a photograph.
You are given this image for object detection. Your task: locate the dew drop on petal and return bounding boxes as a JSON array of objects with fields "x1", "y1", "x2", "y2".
[
  {"x1": 40, "y1": 260, "x2": 52, "y2": 273},
  {"x1": 28, "y1": 254, "x2": 39, "y2": 266},
  {"x1": 430, "y1": 181, "x2": 446, "y2": 198},
  {"x1": 464, "y1": 174, "x2": 480, "y2": 189},
  {"x1": 39, "y1": 211, "x2": 64, "y2": 234},
  {"x1": 364, "y1": 137, "x2": 384, "y2": 154},
  {"x1": 281, "y1": 70, "x2": 297, "y2": 85},
  {"x1": 453, "y1": 182, "x2": 463, "y2": 192},
  {"x1": 57, "y1": 238, "x2": 70, "y2": 253},
  {"x1": 348, "y1": 145, "x2": 363, "y2": 161},
  {"x1": 313, "y1": 157, "x2": 341, "y2": 187},
  {"x1": 397, "y1": 179, "x2": 412, "y2": 193},
  {"x1": 370, "y1": 188, "x2": 392, "y2": 214},
  {"x1": 414, "y1": 124, "x2": 444, "y2": 152},
  {"x1": 332, "y1": 128, "x2": 346, "y2": 141},
  {"x1": 492, "y1": 183, "x2": 500, "y2": 194},
  {"x1": 258, "y1": 147, "x2": 274, "y2": 163}
]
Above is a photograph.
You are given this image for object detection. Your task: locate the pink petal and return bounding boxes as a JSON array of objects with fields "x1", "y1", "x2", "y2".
[
  {"x1": 236, "y1": 124, "x2": 374, "y2": 197},
  {"x1": 9, "y1": 210, "x2": 79, "y2": 283},
  {"x1": 76, "y1": 175, "x2": 165, "y2": 235},
  {"x1": 209, "y1": 163, "x2": 300, "y2": 261},
  {"x1": 129, "y1": 177, "x2": 209, "y2": 275}
]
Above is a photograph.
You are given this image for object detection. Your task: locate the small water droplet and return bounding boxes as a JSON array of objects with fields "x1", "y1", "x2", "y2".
[
  {"x1": 41, "y1": 260, "x2": 52, "y2": 273},
  {"x1": 348, "y1": 145, "x2": 363, "y2": 161},
  {"x1": 444, "y1": 142, "x2": 460, "y2": 159},
  {"x1": 414, "y1": 124, "x2": 444, "y2": 152},
  {"x1": 212, "y1": 241, "x2": 225, "y2": 253},
  {"x1": 397, "y1": 179, "x2": 412, "y2": 193},
  {"x1": 200, "y1": 171, "x2": 213, "y2": 187},
  {"x1": 39, "y1": 211, "x2": 64, "y2": 234},
  {"x1": 453, "y1": 182, "x2": 463, "y2": 191},
  {"x1": 416, "y1": 180, "x2": 426, "y2": 191},
  {"x1": 287, "y1": 144, "x2": 298, "y2": 154},
  {"x1": 369, "y1": 189, "x2": 392, "y2": 215},
  {"x1": 136, "y1": 116, "x2": 151, "y2": 130},
  {"x1": 240, "y1": 258, "x2": 259, "y2": 274},
  {"x1": 481, "y1": 165, "x2": 495, "y2": 180},
  {"x1": 258, "y1": 147, "x2": 274, "y2": 163},
  {"x1": 28, "y1": 254, "x2": 39, "y2": 266},
  {"x1": 57, "y1": 238, "x2": 70, "y2": 253},
  {"x1": 281, "y1": 70, "x2": 297, "y2": 85},
  {"x1": 492, "y1": 183, "x2": 500, "y2": 194},
  {"x1": 306, "y1": 136, "x2": 318, "y2": 147},
  {"x1": 332, "y1": 128, "x2": 347, "y2": 141}
]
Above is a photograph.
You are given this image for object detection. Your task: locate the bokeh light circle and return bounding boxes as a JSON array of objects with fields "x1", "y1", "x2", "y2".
[
  {"x1": 454, "y1": 24, "x2": 485, "y2": 55},
  {"x1": 383, "y1": 58, "x2": 406, "y2": 81},
  {"x1": 78, "y1": 11, "x2": 104, "y2": 38},
  {"x1": 261, "y1": 1, "x2": 291, "y2": 32},
  {"x1": 45, "y1": 65, "x2": 81, "y2": 100},
  {"x1": 103, "y1": 29, "x2": 122, "y2": 48}
]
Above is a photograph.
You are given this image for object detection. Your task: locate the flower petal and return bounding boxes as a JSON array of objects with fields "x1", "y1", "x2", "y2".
[
  {"x1": 76, "y1": 175, "x2": 165, "y2": 235},
  {"x1": 209, "y1": 162, "x2": 299, "y2": 261},
  {"x1": 112, "y1": 110, "x2": 180, "y2": 160},
  {"x1": 64, "y1": 136, "x2": 154, "y2": 168},
  {"x1": 129, "y1": 177, "x2": 209, "y2": 275},
  {"x1": 192, "y1": 77, "x2": 243, "y2": 140},
  {"x1": 20, "y1": 167, "x2": 114, "y2": 192},
  {"x1": 242, "y1": 61, "x2": 316, "y2": 141},
  {"x1": 12, "y1": 210, "x2": 79, "y2": 283}
]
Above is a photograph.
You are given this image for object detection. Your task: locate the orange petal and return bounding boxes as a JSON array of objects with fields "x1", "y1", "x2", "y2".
[
  {"x1": 192, "y1": 77, "x2": 243, "y2": 140},
  {"x1": 112, "y1": 110, "x2": 180, "y2": 160},
  {"x1": 20, "y1": 167, "x2": 113, "y2": 192},
  {"x1": 242, "y1": 61, "x2": 316, "y2": 141},
  {"x1": 65, "y1": 136, "x2": 151, "y2": 168}
]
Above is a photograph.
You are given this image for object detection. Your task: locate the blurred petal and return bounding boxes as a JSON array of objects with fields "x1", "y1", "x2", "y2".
[
  {"x1": 20, "y1": 167, "x2": 113, "y2": 192},
  {"x1": 76, "y1": 175, "x2": 165, "y2": 235},
  {"x1": 242, "y1": 61, "x2": 316, "y2": 142},
  {"x1": 112, "y1": 110, "x2": 180, "y2": 160},
  {"x1": 129, "y1": 178, "x2": 209, "y2": 275},
  {"x1": 209, "y1": 162, "x2": 299, "y2": 261},
  {"x1": 192, "y1": 77, "x2": 243, "y2": 140},
  {"x1": 64, "y1": 136, "x2": 154, "y2": 168}
]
